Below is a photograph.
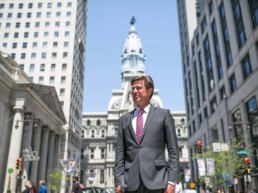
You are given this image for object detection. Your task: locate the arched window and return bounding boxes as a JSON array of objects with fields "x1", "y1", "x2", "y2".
[
  {"x1": 87, "y1": 119, "x2": 91, "y2": 126},
  {"x1": 97, "y1": 119, "x2": 101, "y2": 126}
]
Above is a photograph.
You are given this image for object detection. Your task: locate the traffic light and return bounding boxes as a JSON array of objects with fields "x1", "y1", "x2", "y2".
[
  {"x1": 197, "y1": 140, "x2": 203, "y2": 153},
  {"x1": 245, "y1": 158, "x2": 251, "y2": 174},
  {"x1": 16, "y1": 158, "x2": 22, "y2": 175}
]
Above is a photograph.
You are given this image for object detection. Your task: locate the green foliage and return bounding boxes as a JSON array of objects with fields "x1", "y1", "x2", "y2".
[
  {"x1": 193, "y1": 137, "x2": 254, "y2": 189},
  {"x1": 47, "y1": 169, "x2": 64, "y2": 193}
]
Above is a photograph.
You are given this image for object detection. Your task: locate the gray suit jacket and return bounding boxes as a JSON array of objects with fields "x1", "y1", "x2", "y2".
[{"x1": 115, "y1": 106, "x2": 179, "y2": 191}]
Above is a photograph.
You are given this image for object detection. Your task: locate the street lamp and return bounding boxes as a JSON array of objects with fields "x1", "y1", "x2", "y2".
[{"x1": 14, "y1": 113, "x2": 40, "y2": 130}]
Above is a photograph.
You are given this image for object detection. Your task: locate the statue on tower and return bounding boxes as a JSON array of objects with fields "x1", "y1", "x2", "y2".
[{"x1": 130, "y1": 16, "x2": 136, "y2": 25}]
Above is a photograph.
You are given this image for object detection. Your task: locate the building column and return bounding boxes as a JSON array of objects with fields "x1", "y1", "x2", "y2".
[
  {"x1": 21, "y1": 113, "x2": 34, "y2": 187},
  {"x1": 53, "y1": 134, "x2": 61, "y2": 169},
  {"x1": 4, "y1": 105, "x2": 24, "y2": 193},
  {"x1": 37, "y1": 127, "x2": 50, "y2": 182},
  {"x1": 30, "y1": 124, "x2": 43, "y2": 184}
]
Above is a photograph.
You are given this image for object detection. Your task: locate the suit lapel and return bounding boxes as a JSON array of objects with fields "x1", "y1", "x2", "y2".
[{"x1": 128, "y1": 110, "x2": 138, "y2": 144}]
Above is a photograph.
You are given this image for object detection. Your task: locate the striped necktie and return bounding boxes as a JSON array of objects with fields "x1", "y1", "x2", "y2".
[{"x1": 136, "y1": 109, "x2": 144, "y2": 143}]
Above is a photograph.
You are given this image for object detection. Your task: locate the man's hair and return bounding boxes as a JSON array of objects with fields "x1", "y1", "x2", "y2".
[
  {"x1": 73, "y1": 176, "x2": 79, "y2": 181},
  {"x1": 39, "y1": 180, "x2": 45, "y2": 185},
  {"x1": 131, "y1": 75, "x2": 154, "y2": 98}
]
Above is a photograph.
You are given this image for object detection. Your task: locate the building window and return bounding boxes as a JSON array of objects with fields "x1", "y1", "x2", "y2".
[
  {"x1": 9, "y1": 4, "x2": 14, "y2": 9},
  {"x1": 24, "y1": 32, "x2": 29, "y2": 38},
  {"x1": 230, "y1": 74, "x2": 237, "y2": 93},
  {"x1": 63, "y1": 52, "x2": 68, "y2": 58},
  {"x1": 41, "y1": 53, "x2": 46, "y2": 59},
  {"x1": 32, "y1": 42, "x2": 37, "y2": 48},
  {"x1": 62, "y1": 63, "x2": 67, "y2": 71},
  {"x1": 35, "y1": 22, "x2": 40, "y2": 28},
  {"x1": 40, "y1": 64, "x2": 45, "y2": 71},
  {"x1": 56, "y1": 12, "x2": 61, "y2": 17},
  {"x1": 52, "y1": 52, "x2": 57, "y2": 58},
  {"x1": 50, "y1": 76, "x2": 55, "y2": 84},
  {"x1": 12, "y1": 43, "x2": 17, "y2": 49},
  {"x1": 51, "y1": 63, "x2": 56, "y2": 71},
  {"x1": 29, "y1": 64, "x2": 35, "y2": 72},
  {"x1": 209, "y1": 1, "x2": 213, "y2": 15},
  {"x1": 17, "y1": 13, "x2": 22, "y2": 18},
  {"x1": 16, "y1": 22, "x2": 20, "y2": 28},
  {"x1": 90, "y1": 148, "x2": 94, "y2": 159},
  {"x1": 57, "y1": 2, "x2": 62, "y2": 7},
  {"x1": 18, "y1": 3, "x2": 23, "y2": 9},
  {"x1": 101, "y1": 130, "x2": 105, "y2": 138},
  {"x1": 21, "y1": 53, "x2": 26, "y2": 59},
  {"x1": 65, "y1": 31, "x2": 70, "y2": 37},
  {"x1": 4, "y1": 33, "x2": 9, "y2": 38},
  {"x1": 45, "y1": 22, "x2": 50, "y2": 27},
  {"x1": 248, "y1": 0, "x2": 258, "y2": 28},
  {"x1": 66, "y1": 12, "x2": 71, "y2": 17},
  {"x1": 28, "y1": 3, "x2": 33, "y2": 8},
  {"x1": 65, "y1": 21, "x2": 70, "y2": 27},
  {"x1": 54, "y1": 31, "x2": 59, "y2": 37},
  {"x1": 55, "y1": 22, "x2": 60, "y2": 27},
  {"x1": 38, "y1": 77, "x2": 44, "y2": 84},
  {"x1": 34, "y1": 32, "x2": 39, "y2": 38},
  {"x1": 38, "y1": 3, "x2": 42, "y2": 8},
  {"x1": 31, "y1": 53, "x2": 36, "y2": 59},
  {"x1": 7, "y1": 13, "x2": 12, "y2": 18},
  {"x1": 64, "y1": 41, "x2": 69, "y2": 47},
  {"x1": 246, "y1": 96, "x2": 258, "y2": 136},
  {"x1": 231, "y1": 0, "x2": 246, "y2": 48},
  {"x1": 220, "y1": 86, "x2": 226, "y2": 100},
  {"x1": 44, "y1": 32, "x2": 49, "y2": 37},
  {"x1": 91, "y1": 130, "x2": 95, "y2": 138},
  {"x1": 36, "y1": 12, "x2": 41, "y2": 18},
  {"x1": 67, "y1": 2, "x2": 72, "y2": 7},
  {"x1": 101, "y1": 149, "x2": 105, "y2": 159},
  {"x1": 42, "y1": 42, "x2": 48, "y2": 48},
  {"x1": 61, "y1": 76, "x2": 66, "y2": 83},
  {"x1": 47, "y1": 3, "x2": 52, "y2": 8},
  {"x1": 177, "y1": 128, "x2": 181, "y2": 137},
  {"x1": 201, "y1": 16, "x2": 207, "y2": 33},
  {"x1": 219, "y1": 2, "x2": 233, "y2": 67},
  {"x1": 100, "y1": 169, "x2": 105, "y2": 183},
  {"x1": 11, "y1": 53, "x2": 15, "y2": 59},
  {"x1": 60, "y1": 89, "x2": 65, "y2": 96},
  {"x1": 210, "y1": 96, "x2": 217, "y2": 114},
  {"x1": 241, "y1": 54, "x2": 252, "y2": 79},
  {"x1": 53, "y1": 42, "x2": 58, "y2": 48},
  {"x1": 19, "y1": 64, "x2": 24, "y2": 71},
  {"x1": 22, "y1": 43, "x2": 27, "y2": 48},
  {"x1": 27, "y1": 13, "x2": 31, "y2": 18},
  {"x1": 46, "y1": 12, "x2": 51, "y2": 18},
  {"x1": 6, "y1": 23, "x2": 11, "y2": 29}
]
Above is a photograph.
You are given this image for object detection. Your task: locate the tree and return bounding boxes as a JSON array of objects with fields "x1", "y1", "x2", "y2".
[
  {"x1": 193, "y1": 138, "x2": 254, "y2": 191},
  {"x1": 47, "y1": 169, "x2": 65, "y2": 193}
]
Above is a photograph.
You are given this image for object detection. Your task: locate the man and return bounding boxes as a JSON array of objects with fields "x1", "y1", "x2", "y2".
[
  {"x1": 72, "y1": 176, "x2": 82, "y2": 193},
  {"x1": 115, "y1": 76, "x2": 180, "y2": 193},
  {"x1": 38, "y1": 180, "x2": 47, "y2": 193}
]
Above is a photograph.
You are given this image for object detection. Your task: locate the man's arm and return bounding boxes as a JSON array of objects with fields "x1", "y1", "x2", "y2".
[{"x1": 164, "y1": 110, "x2": 180, "y2": 183}]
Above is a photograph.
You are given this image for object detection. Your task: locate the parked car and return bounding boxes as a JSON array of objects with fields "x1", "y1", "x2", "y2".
[
  {"x1": 82, "y1": 187, "x2": 113, "y2": 193},
  {"x1": 182, "y1": 189, "x2": 197, "y2": 193}
]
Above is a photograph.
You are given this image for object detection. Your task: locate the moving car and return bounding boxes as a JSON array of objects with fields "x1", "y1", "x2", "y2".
[{"x1": 82, "y1": 187, "x2": 113, "y2": 193}]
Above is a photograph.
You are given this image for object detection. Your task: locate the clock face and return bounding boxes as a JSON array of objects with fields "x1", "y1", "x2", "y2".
[{"x1": 111, "y1": 98, "x2": 122, "y2": 109}]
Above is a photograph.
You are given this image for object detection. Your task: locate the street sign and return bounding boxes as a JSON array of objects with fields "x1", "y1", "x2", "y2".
[
  {"x1": 237, "y1": 149, "x2": 250, "y2": 155},
  {"x1": 213, "y1": 143, "x2": 221, "y2": 152}
]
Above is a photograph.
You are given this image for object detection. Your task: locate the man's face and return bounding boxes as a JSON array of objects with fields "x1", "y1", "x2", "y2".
[{"x1": 131, "y1": 79, "x2": 152, "y2": 108}]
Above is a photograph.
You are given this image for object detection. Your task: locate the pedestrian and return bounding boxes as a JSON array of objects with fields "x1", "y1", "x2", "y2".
[
  {"x1": 115, "y1": 75, "x2": 180, "y2": 193},
  {"x1": 38, "y1": 180, "x2": 47, "y2": 193},
  {"x1": 23, "y1": 180, "x2": 32, "y2": 193},
  {"x1": 72, "y1": 176, "x2": 82, "y2": 193},
  {"x1": 31, "y1": 181, "x2": 37, "y2": 193}
]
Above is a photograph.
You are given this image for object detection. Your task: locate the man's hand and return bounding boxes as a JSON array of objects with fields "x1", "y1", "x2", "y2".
[
  {"x1": 116, "y1": 185, "x2": 123, "y2": 193},
  {"x1": 164, "y1": 183, "x2": 175, "y2": 193}
]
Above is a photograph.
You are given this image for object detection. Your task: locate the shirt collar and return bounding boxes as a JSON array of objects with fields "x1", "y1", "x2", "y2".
[{"x1": 136, "y1": 104, "x2": 151, "y2": 114}]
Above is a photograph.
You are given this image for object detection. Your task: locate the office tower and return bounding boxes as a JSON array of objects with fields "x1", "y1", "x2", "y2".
[
  {"x1": 177, "y1": 0, "x2": 258, "y2": 191},
  {"x1": 0, "y1": 0, "x2": 87, "y2": 191}
]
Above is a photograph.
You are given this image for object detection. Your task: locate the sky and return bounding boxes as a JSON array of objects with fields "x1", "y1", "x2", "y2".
[{"x1": 83, "y1": 0, "x2": 185, "y2": 112}]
